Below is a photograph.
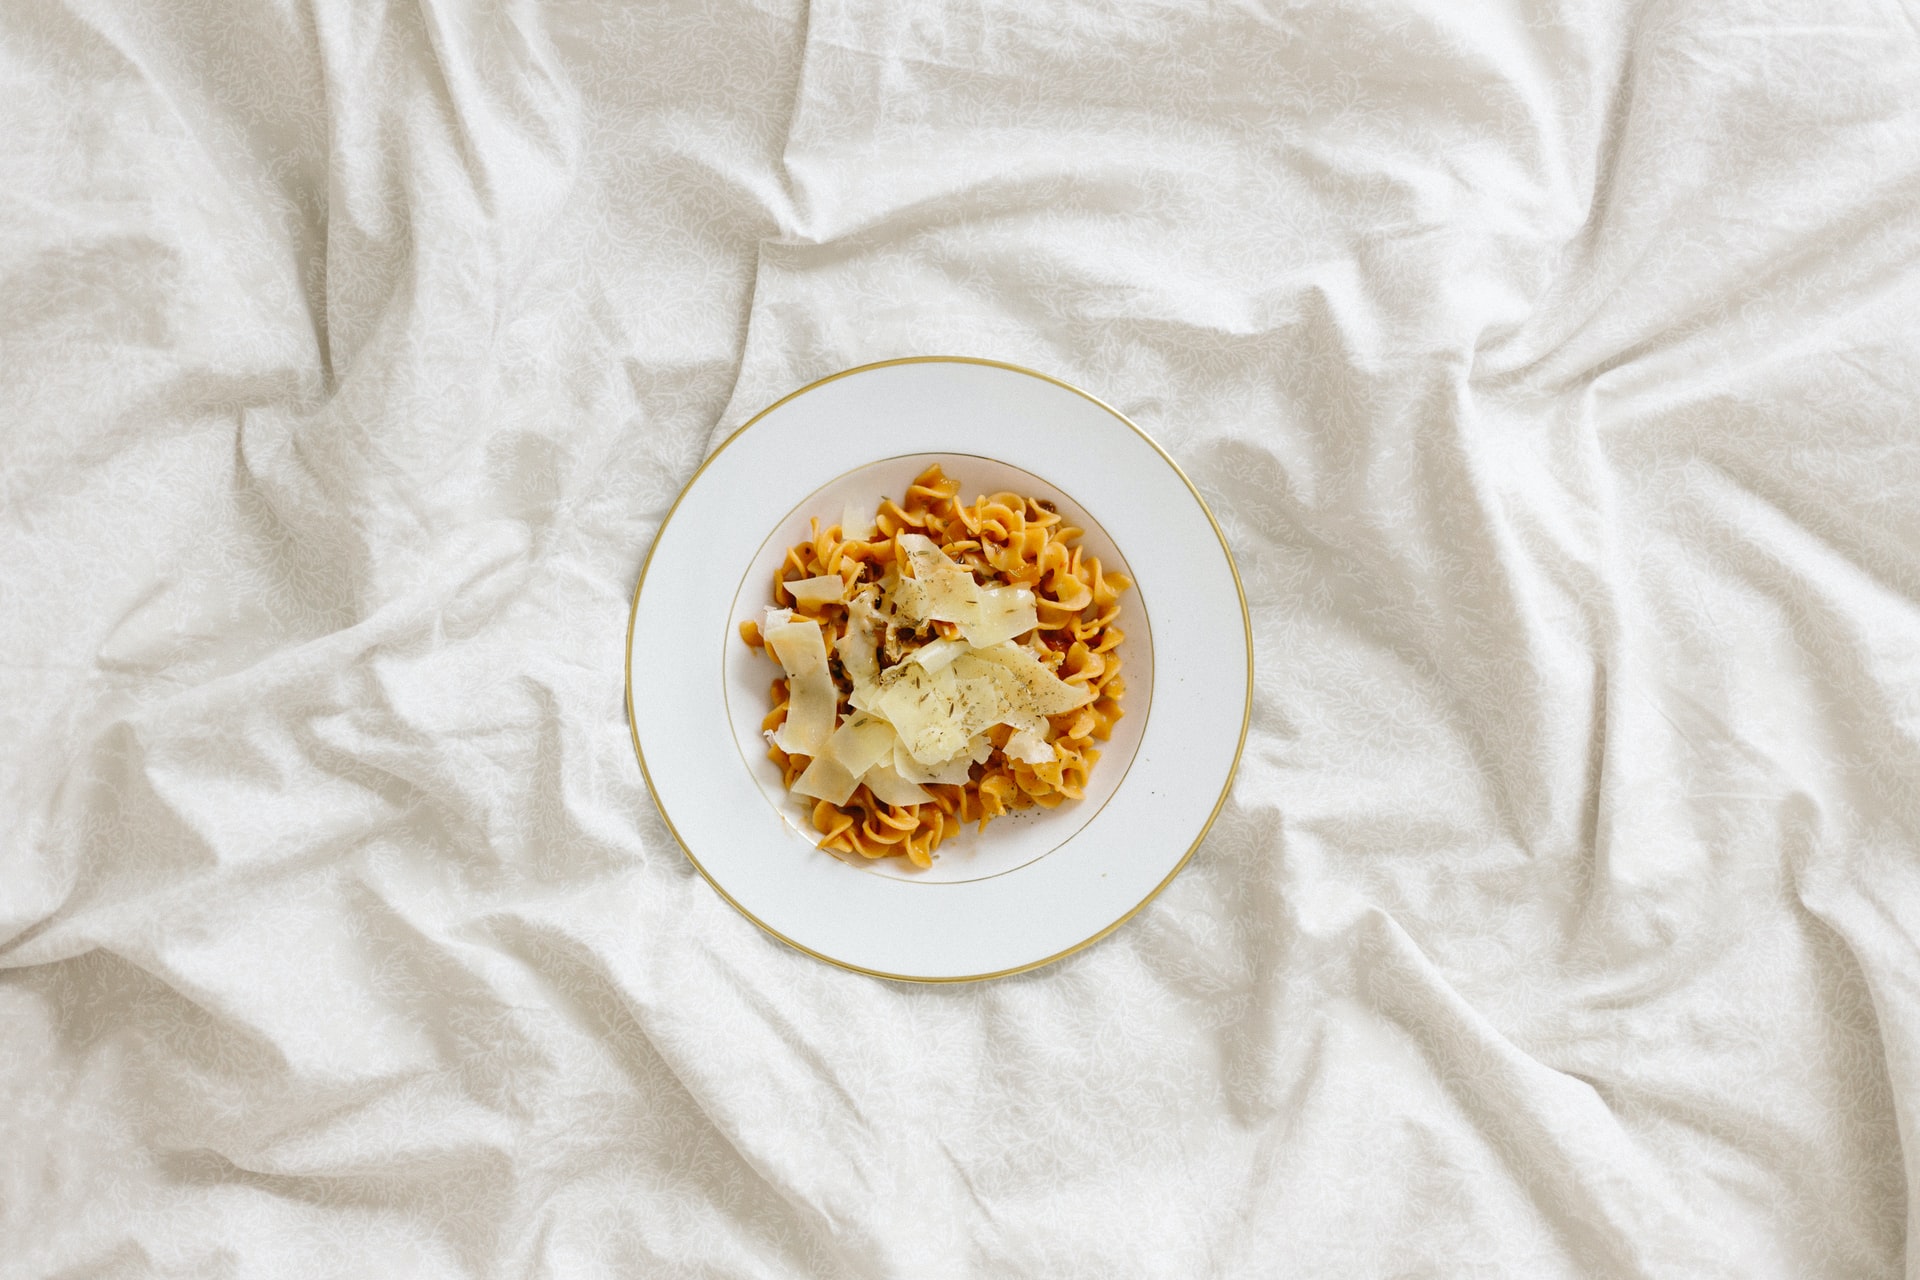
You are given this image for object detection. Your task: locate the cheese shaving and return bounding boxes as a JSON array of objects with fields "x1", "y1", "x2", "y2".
[
  {"x1": 786, "y1": 574, "x2": 846, "y2": 608},
  {"x1": 860, "y1": 761, "x2": 934, "y2": 807},
  {"x1": 792, "y1": 752, "x2": 859, "y2": 805},
  {"x1": 953, "y1": 673, "x2": 1013, "y2": 739},
  {"x1": 873, "y1": 662, "x2": 970, "y2": 765},
  {"x1": 1003, "y1": 727, "x2": 1056, "y2": 766},
  {"x1": 793, "y1": 712, "x2": 896, "y2": 806},
  {"x1": 906, "y1": 636, "x2": 968, "y2": 674},
  {"x1": 953, "y1": 642, "x2": 1093, "y2": 716},
  {"x1": 765, "y1": 618, "x2": 835, "y2": 757},
  {"x1": 839, "y1": 589, "x2": 882, "y2": 711},
  {"x1": 821, "y1": 547, "x2": 1088, "y2": 774},
  {"x1": 840, "y1": 500, "x2": 875, "y2": 541},
  {"x1": 892, "y1": 736, "x2": 976, "y2": 785},
  {"x1": 886, "y1": 534, "x2": 1036, "y2": 646},
  {"x1": 887, "y1": 575, "x2": 931, "y2": 625},
  {"x1": 895, "y1": 533, "x2": 982, "y2": 624},
  {"x1": 959, "y1": 585, "x2": 1038, "y2": 647},
  {"x1": 829, "y1": 712, "x2": 896, "y2": 777}
]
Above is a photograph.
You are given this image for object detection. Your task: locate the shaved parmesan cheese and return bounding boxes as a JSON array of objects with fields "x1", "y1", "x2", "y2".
[
  {"x1": 762, "y1": 606, "x2": 793, "y2": 633},
  {"x1": 766, "y1": 618, "x2": 835, "y2": 756},
  {"x1": 787, "y1": 574, "x2": 846, "y2": 608},
  {"x1": 906, "y1": 636, "x2": 968, "y2": 674},
  {"x1": 917, "y1": 572, "x2": 981, "y2": 624},
  {"x1": 828, "y1": 712, "x2": 896, "y2": 777},
  {"x1": 1003, "y1": 727, "x2": 1055, "y2": 766},
  {"x1": 959, "y1": 585, "x2": 1038, "y2": 648},
  {"x1": 794, "y1": 712, "x2": 895, "y2": 806},
  {"x1": 897, "y1": 533, "x2": 956, "y2": 577},
  {"x1": 888, "y1": 575, "x2": 932, "y2": 624},
  {"x1": 839, "y1": 589, "x2": 882, "y2": 710},
  {"x1": 845, "y1": 578, "x2": 1079, "y2": 775},
  {"x1": 861, "y1": 761, "x2": 934, "y2": 807},
  {"x1": 889, "y1": 536, "x2": 1036, "y2": 645},
  {"x1": 892, "y1": 737, "x2": 976, "y2": 786},
  {"x1": 870, "y1": 656, "x2": 1028, "y2": 765},
  {"x1": 874, "y1": 662, "x2": 969, "y2": 765},
  {"x1": 792, "y1": 753, "x2": 859, "y2": 805},
  {"x1": 953, "y1": 673, "x2": 1014, "y2": 739},
  {"x1": 896, "y1": 533, "x2": 983, "y2": 624},
  {"x1": 841, "y1": 500, "x2": 875, "y2": 541},
  {"x1": 954, "y1": 642, "x2": 1093, "y2": 716}
]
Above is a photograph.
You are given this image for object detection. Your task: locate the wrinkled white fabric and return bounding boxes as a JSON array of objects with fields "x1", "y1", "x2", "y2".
[{"x1": 4, "y1": 0, "x2": 1918, "y2": 1275}]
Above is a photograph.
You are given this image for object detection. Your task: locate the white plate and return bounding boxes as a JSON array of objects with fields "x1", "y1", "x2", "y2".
[{"x1": 626, "y1": 358, "x2": 1250, "y2": 981}]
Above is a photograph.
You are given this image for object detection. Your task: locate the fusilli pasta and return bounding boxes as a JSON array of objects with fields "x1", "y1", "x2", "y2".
[{"x1": 741, "y1": 465, "x2": 1130, "y2": 868}]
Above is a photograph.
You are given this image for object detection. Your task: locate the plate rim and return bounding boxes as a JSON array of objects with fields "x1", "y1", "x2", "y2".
[{"x1": 624, "y1": 355, "x2": 1253, "y2": 983}]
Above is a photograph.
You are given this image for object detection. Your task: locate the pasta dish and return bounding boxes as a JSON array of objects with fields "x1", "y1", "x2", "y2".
[{"x1": 741, "y1": 465, "x2": 1130, "y2": 867}]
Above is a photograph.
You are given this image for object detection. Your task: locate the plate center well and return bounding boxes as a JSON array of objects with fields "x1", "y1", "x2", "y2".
[{"x1": 722, "y1": 452, "x2": 1156, "y2": 885}]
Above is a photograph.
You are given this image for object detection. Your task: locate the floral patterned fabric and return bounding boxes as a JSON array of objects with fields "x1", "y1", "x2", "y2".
[{"x1": 5, "y1": 0, "x2": 1917, "y2": 1275}]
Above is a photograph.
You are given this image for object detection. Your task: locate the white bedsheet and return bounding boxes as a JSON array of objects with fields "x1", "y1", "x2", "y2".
[{"x1": 5, "y1": 0, "x2": 1918, "y2": 1275}]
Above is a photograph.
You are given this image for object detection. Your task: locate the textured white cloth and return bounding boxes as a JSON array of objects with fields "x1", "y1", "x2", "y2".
[{"x1": 5, "y1": 0, "x2": 1919, "y2": 1275}]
